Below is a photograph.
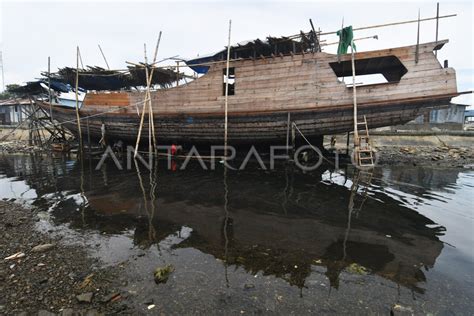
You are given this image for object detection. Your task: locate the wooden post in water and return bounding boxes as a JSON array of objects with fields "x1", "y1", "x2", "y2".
[
  {"x1": 346, "y1": 131, "x2": 350, "y2": 155},
  {"x1": 286, "y1": 112, "x2": 291, "y2": 155},
  {"x1": 75, "y1": 46, "x2": 83, "y2": 151},
  {"x1": 224, "y1": 20, "x2": 232, "y2": 157}
]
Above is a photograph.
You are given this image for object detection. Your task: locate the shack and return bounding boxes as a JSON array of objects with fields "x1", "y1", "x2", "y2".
[
  {"x1": 380, "y1": 102, "x2": 468, "y2": 131},
  {"x1": 0, "y1": 98, "x2": 31, "y2": 125}
]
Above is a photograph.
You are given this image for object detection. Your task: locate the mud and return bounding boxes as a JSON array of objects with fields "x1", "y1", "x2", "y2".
[{"x1": 0, "y1": 201, "x2": 128, "y2": 315}]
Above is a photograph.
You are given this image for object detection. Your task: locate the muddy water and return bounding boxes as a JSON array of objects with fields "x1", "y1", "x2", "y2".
[{"x1": 0, "y1": 153, "x2": 473, "y2": 314}]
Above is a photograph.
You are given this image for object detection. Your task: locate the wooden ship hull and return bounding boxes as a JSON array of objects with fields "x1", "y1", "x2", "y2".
[{"x1": 38, "y1": 40, "x2": 458, "y2": 145}]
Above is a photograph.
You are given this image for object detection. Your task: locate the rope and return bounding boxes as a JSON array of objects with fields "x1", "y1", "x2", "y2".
[{"x1": 291, "y1": 122, "x2": 337, "y2": 166}]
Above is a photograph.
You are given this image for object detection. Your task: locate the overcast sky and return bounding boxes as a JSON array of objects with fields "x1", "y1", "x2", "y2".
[{"x1": 1, "y1": 0, "x2": 472, "y2": 105}]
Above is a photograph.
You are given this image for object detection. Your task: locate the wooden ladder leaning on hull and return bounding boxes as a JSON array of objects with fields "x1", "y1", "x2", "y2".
[{"x1": 355, "y1": 115, "x2": 375, "y2": 167}]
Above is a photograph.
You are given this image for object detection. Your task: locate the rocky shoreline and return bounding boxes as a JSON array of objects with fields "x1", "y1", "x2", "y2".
[
  {"x1": 0, "y1": 201, "x2": 129, "y2": 315},
  {"x1": 374, "y1": 145, "x2": 474, "y2": 168}
]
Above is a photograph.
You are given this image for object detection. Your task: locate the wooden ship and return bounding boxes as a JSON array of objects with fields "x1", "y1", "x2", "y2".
[{"x1": 16, "y1": 14, "x2": 462, "y2": 147}]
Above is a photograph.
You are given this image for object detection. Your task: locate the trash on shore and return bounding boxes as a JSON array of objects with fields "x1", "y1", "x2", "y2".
[
  {"x1": 31, "y1": 243, "x2": 55, "y2": 253},
  {"x1": 154, "y1": 265, "x2": 174, "y2": 284},
  {"x1": 80, "y1": 273, "x2": 95, "y2": 289},
  {"x1": 392, "y1": 303, "x2": 414, "y2": 313},
  {"x1": 102, "y1": 292, "x2": 121, "y2": 303},
  {"x1": 4, "y1": 252, "x2": 25, "y2": 260},
  {"x1": 346, "y1": 263, "x2": 369, "y2": 275}
]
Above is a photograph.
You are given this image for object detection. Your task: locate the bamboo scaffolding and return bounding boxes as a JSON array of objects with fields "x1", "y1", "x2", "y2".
[{"x1": 134, "y1": 32, "x2": 162, "y2": 158}]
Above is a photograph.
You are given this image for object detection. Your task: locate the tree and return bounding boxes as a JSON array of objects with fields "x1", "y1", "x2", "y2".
[{"x1": 0, "y1": 84, "x2": 21, "y2": 100}]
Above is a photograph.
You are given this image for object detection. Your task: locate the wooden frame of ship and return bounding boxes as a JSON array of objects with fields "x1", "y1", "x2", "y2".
[{"x1": 19, "y1": 11, "x2": 467, "y2": 153}]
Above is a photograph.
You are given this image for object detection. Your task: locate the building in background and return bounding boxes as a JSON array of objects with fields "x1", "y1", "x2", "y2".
[
  {"x1": 0, "y1": 99, "x2": 31, "y2": 125},
  {"x1": 379, "y1": 103, "x2": 469, "y2": 131}
]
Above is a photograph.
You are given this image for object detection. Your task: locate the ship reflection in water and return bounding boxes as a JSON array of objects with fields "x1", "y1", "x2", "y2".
[{"x1": 0, "y1": 154, "x2": 473, "y2": 313}]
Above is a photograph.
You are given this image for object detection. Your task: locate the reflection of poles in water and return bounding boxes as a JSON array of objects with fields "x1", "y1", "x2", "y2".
[
  {"x1": 223, "y1": 166, "x2": 230, "y2": 288},
  {"x1": 343, "y1": 190, "x2": 354, "y2": 261},
  {"x1": 349, "y1": 169, "x2": 373, "y2": 218},
  {"x1": 343, "y1": 168, "x2": 374, "y2": 259},
  {"x1": 101, "y1": 160, "x2": 108, "y2": 187},
  {"x1": 133, "y1": 158, "x2": 157, "y2": 247},
  {"x1": 281, "y1": 164, "x2": 290, "y2": 215},
  {"x1": 79, "y1": 156, "x2": 87, "y2": 226},
  {"x1": 148, "y1": 159, "x2": 158, "y2": 243}
]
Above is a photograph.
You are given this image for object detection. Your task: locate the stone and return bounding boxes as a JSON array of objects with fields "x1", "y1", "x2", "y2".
[
  {"x1": 244, "y1": 283, "x2": 255, "y2": 290},
  {"x1": 76, "y1": 292, "x2": 94, "y2": 303}
]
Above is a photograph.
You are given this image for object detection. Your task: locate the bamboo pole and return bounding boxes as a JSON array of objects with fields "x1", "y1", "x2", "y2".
[
  {"x1": 0, "y1": 51, "x2": 4, "y2": 91},
  {"x1": 77, "y1": 47, "x2": 84, "y2": 69},
  {"x1": 224, "y1": 20, "x2": 232, "y2": 157},
  {"x1": 350, "y1": 39, "x2": 359, "y2": 163},
  {"x1": 318, "y1": 14, "x2": 456, "y2": 36},
  {"x1": 149, "y1": 33, "x2": 161, "y2": 153},
  {"x1": 323, "y1": 35, "x2": 378, "y2": 47},
  {"x1": 286, "y1": 112, "x2": 291, "y2": 155},
  {"x1": 435, "y1": 3, "x2": 440, "y2": 57},
  {"x1": 75, "y1": 46, "x2": 83, "y2": 151},
  {"x1": 144, "y1": 44, "x2": 152, "y2": 157},
  {"x1": 47, "y1": 56, "x2": 53, "y2": 121},
  {"x1": 98, "y1": 44, "x2": 110, "y2": 70},
  {"x1": 134, "y1": 32, "x2": 162, "y2": 158},
  {"x1": 415, "y1": 10, "x2": 421, "y2": 64},
  {"x1": 176, "y1": 61, "x2": 180, "y2": 86}
]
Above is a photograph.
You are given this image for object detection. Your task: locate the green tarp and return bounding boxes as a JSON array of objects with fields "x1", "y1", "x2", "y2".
[{"x1": 337, "y1": 26, "x2": 356, "y2": 55}]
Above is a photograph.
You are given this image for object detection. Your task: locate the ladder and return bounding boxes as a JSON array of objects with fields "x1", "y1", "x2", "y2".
[{"x1": 355, "y1": 115, "x2": 374, "y2": 167}]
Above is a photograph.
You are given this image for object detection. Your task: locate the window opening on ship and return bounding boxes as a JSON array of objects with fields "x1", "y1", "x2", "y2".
[
  {"x1": 329, "y1": 55, "x2": 407, "y2": 87},
  {"x1": 223, "y1": 67, "x2": 235, "y2": 96}
]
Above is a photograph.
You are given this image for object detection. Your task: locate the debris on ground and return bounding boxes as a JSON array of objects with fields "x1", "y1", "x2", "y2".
[
  {"x1": 76, "y1": 292, "x2": 94, "y2": 303},
  {"x1": 153, "y1": 265, "x2": 174, "y2": 284},
  {"x1": 4, "y1": 252, "x2": 25, "y2": 261},
  {"x1": 346, "y1": 263, "x2": 369, "y2": 275},
  {"x1": 0, "y1": 201, "x2": 127, "y2": 314},
  {"x1": 31, "y1": 243, "x2": 55, "y2": 253}
]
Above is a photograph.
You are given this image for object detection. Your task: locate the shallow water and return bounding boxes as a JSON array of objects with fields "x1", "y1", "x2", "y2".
[{"x1": 1, "y1": 153, "x2": 473, "y2": 314}]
